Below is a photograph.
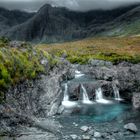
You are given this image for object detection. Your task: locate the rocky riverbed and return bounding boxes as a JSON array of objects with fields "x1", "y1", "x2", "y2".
[{"x1": 1, "y1": 59, "x2": 140, "y2": 140}]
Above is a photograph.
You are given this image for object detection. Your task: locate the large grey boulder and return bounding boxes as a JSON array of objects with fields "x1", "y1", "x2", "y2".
[{"x1": 124, "y1": 123, "x2": 138, "y2": 133}]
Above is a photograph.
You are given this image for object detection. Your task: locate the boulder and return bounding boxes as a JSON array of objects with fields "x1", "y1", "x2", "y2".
[
  {"x1": 88, "y1": 59, "x2": 113, "y2": 67},
  {"x1": 82, "y1": 135, "x2": 91, "y2": 140},
  {"x1": 88, "y1": 129, "x2": 94, "y2": 136},
  {"x1": 94, "y1": 132, "x2": 102, "y2": 138},
  {"x1": 132, "y1": 93, "x2": 140, "y2": 109},
  {"x1": 70, "y1": 134, "x2": 79, "y2": 140},
  {"x1": 80, "y1": 126, "x2": 89, "y2": 132},
  {"x1": 124, "y1": 123, "x2": 138, "y2": 133}
]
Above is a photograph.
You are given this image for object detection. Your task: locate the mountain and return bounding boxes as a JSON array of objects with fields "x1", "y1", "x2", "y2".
[
  {"x1": 1, "y1": 4, "x2": 140, "y2": 42},
  {"x1": 102, "y1": 6, "x2": 140, "y2": 36},
  {"x1": 0, "y1": 7, "x2": 34, "y2": 34}
]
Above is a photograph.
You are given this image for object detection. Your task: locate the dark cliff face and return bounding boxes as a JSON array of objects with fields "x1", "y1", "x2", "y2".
[{"x1": 1, "y1": 4, "x2": 140, "y2": 42}]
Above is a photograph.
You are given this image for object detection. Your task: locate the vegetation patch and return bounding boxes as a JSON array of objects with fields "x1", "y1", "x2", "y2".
[
  {"x1": 0, "y1": 37, "x2": 58, "y2": 102},
  {"x1": 37, "y1": 36, "x2": 140, "y2": 64}
]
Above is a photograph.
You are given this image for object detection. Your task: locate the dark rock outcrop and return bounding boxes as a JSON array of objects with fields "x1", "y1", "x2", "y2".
[
  {"x1": 76, "y1": 61, "x2": 140, "y2": 103},
  {"x1": 133, "y1": 93, "x2": 140, "y2": 109}
]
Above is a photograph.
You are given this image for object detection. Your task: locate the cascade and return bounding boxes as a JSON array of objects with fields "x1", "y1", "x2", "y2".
[
  {"x1": 75, "y1": 70, "x2": 85, "y2": 78},
  {"x1": 112, "y1": 83, "x2": 123, "y2": 101},
  {"x1": 81, "y1": 84, "x2": 93, "y2": 104},
  {"x1": 63, "y1": 83, "x2": 69, "y2": 101},
  {"x1": 62, "y1": 83, "x2": 77, "y2": 107},
  {"x1": 95, "y1": 87, "x2": 112, "y2": 104}
]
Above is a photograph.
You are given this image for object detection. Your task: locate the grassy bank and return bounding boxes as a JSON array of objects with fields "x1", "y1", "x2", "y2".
[
  {"x1": 37, "y1": 36, "x2": 140, "y2": 64},
  {"x1": 0, "y1": 38, "x2": 57, "y2": 102}
]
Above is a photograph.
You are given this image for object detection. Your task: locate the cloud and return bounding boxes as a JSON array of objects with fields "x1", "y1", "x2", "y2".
[{"x1": 0, "y1": 0, "x2": 140, "y2": 12}]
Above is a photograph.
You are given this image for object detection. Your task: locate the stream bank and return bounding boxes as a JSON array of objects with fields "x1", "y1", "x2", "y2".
[{"x1": 1, "y1": 60, "x2": 140, "y2": 140}]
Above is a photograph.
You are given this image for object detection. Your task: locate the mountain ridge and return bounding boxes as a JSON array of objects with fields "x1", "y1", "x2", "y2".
[{"x1": 0, "y1": 3, "x2": 140, "y2": 42}]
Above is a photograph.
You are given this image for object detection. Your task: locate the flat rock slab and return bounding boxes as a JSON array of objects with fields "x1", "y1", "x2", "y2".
[{"x1": 16, "y1": 134, "x2": 57, "y2": 140}]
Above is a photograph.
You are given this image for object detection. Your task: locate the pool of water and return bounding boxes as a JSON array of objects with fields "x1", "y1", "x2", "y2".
[
  {"x1": 59, "y1": 101, "x2": 131, "y2": 123},
  {"x1": 59, "y1": 70, "x2": 140, "y2": 127}
]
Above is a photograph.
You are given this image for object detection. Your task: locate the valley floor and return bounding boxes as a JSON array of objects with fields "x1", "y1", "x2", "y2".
[{"x1": 37, "y1": 36, "x2": 140, "y2": 64}]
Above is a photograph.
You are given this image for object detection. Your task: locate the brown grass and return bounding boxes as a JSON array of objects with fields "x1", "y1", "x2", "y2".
[{"x1": 37, "y1": 36, "x2": 140, "y2": 64}]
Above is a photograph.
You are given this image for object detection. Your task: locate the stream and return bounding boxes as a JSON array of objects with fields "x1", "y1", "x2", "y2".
[{"x1": 56, "y1": 69, "x2": 140, "y2": 139}]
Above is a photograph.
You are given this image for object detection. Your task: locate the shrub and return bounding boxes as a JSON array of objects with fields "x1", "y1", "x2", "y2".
[{"x1": 0, "y1": 41, "x2": 54, "y2": 103}]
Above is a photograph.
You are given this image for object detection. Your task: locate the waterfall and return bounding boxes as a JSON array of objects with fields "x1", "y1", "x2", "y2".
[
  {"x1": 95, "y1": 87, "x2": 112, "y2": 104},
  {"x1": 95, "y1": 88, "x2": 103, "y2": 100},
  {"x1": 63, "y1": 83, "x2": 69, "y2": 101},
  {"x1": 75, "y1": 70, "x2": 84, "y2": 78},
  {"x1": 81, "y1": 84, "x2": 93, "y2": 104},
  {"x1": 62, "y1": 83, "x2": 77, "y2": 107},
  {"x1": 112, "y1": 83, "x2": 122, "y2": 101}
]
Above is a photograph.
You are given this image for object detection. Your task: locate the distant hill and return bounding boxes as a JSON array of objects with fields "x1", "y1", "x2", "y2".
[{"x1": 0, "y1": 4, "x2": 140, "y2": 42}]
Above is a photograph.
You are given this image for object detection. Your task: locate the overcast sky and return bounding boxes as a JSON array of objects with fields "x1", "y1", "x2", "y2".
[{"x1": 0, "y1": 0, "x2": 140, "y2": 12}]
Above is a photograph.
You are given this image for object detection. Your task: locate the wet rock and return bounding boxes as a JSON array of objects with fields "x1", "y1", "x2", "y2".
[
  {"x1": 124, "y1": 123, "x2": 138, "y2": 133},
  {"x1": 88, "y1": 129, "x2": 94, "y2": 136},
  {"x1": 33, "y1": 119, "x2": 62, "y2": 135},
  {"x1": 82, "y1": 135, "x2": 91, "y2": 140},
  {"x1": 73, "y1": 122, "x2": 78, "y2": 127},
  {"x1": 91, "y1": 138, "x2": 96, "y2": 140},
  {"x1": 70, "y1": 134, "x2": 79, "y2": 140},
  {"x1": 80, "y1": 126, "x2": 89, "y2": 132},
  {"x1": 57, "y1": 105, "x2": 65, "y2": 115},
  {"x1": 94, "y1": 132, "x2": 102, "y2": 138},
  {"x1": 132, "y1": 93, "x2": 140, "y2": 109}
]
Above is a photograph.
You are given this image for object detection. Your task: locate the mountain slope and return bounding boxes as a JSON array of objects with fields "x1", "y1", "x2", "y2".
[
  {"x1": 102, "y1": 6, "x2": 140, "y2": 36},
  {"x1": 0, "y1": 7, "x2": 34, "y2": 34},
  {"x1": 1, "y1": 4, "x2": 140, "y2": 42}
]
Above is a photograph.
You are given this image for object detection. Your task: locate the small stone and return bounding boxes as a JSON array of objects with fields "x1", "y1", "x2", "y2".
[
  {"x1": 82, "y1": 135, "x2": 91, "y2": 140},
  {"x1": 94, "y1": 132, "x2": 102, "y2": 138},
  {"x1": 80, "y1": 126, "x2": 89, "y2": 132},
  {"x1": 88, "y1": 129, "x2": 94, "y2": 136},
  {"x1": 70, "y1": 134, "x2": 78, "y2": 140},
  {"x1": 73, "y1": 122, "x2": 78, "y2": 127},
  {"x1": 91, "y1": 138, "x2": 96, "y2": 140},
  {"x1": 124, "y1": 123, "x2": 138, "y2": 133}
]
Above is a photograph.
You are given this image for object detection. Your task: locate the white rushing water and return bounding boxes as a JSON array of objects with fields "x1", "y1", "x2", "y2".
[
  {"x1": 81, "y1": 84, "x2": 93, "y2": 104},
  {"x1": 112, "y1": 83, "x2": 123, "y2": 101},
  {"x1": 75, "y1": 70, "x2": 85, "y2": 78},
  {"x1": 95, "y1": 88, "x2": 112, "y2": 104},
  {"x1": 62, "y1": 83, "x2": 77, "y2": 108},
  {"x1": 63, "y1": 83, "x2": 69, "y2": 101}
]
